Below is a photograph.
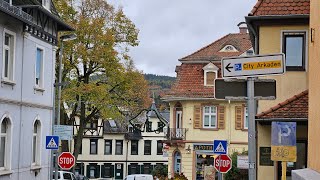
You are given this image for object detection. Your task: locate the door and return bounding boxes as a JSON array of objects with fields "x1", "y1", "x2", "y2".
[
  {"x1": 115, "y1": 163, "x2": 123, "y2": 179},
  {"x1": 175, "y1": 111, "x2": 182, "y2": 138},
  {"x1": 174, "y1": 151, "x2": 181, "y2": 174}
]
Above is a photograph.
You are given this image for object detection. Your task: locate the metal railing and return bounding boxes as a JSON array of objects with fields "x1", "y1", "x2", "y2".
[
  {"x1": 0, "y1": 0, "x2": 32, "y2": 22},
  {"x1": 165, "y1": 128, "x2": 187, "y2": 140}
]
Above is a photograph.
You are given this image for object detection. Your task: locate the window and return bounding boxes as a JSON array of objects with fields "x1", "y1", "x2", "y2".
[
  {"x1": 0, "y1": 117, "x2": 11, "y2": 170},
  {"x1": 243, "y1": 107, "x2": 248, "y2": 130},
  {"x1": 157, "y1": 141, "x2": 163, "y2": 155},
  {"x1": 115, "y1": 140, "x2": 123, "y2": 155},
  {"x1": 203, "y1": 106, "x2": 217, "y2": 128},
  {"x1": 144, "y1": 140, "x2": 151, "y2": 155},
  {"x1": 146, "y1": 122, "x2": 152, "y2": 132},
  {"x1": 143, "y1": 163, "x2": 151, "y2": 174},
  {"x1": 203, "y1": 63, "x2": 218, "y2": 86},
  {"x1": 2, "y1": 30, "x2": 15, "y2": 81},
  {"x1": 131, "y1": 140, "x2": 138, "y2": 155},
  {"x1": 282, "y1": 32, "x2": 306, "y2": 71},
  {"x1": 35, "y1": 47, "x2": 44, "y2": 87},
  {"x1": 32, "y1": 120, "x2": 41, "y2": 166},
  {"x1": 104, "y1": 140, "x2": 112, "y2": 155},
  {"x1": 157, "y1": 122, "x2": 163, "y2": 132},
  {"x1": 102, "y1": 164, "x2": 114, "y2": 178},
  {"x1": 219, "y1": 45, "x2": 238, "y2": 52},
  {"x1": 85, "y1": 119, "x2": 98, "y2": 129},
  {"x1": 87, "y1": 164, "x2": 100, "y2": 178},
  {"x1": 90, "y1": 139, "x2": 98, "y2": 154},
  {"x1": 128, "y1": 125, "x2": 133, "y2": 132}
]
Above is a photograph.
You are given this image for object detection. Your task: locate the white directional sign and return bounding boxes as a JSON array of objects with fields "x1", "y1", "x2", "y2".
[
  {"x1": 221, "y1": 53, "x2": 285, "y2": 78},
  {"x1": 54, "y1": 125, "x2": 73, "y2": 140}
]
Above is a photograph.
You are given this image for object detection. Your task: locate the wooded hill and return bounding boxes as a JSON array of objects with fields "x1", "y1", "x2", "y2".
[{"x1": 144, "y1": 74, "x2": 176, "y2": 89}]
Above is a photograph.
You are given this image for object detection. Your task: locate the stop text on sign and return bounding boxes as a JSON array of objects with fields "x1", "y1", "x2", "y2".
[
  {"x1": 58, "y1": 152, "x2": 75, "y2": 170},
  {"x1": 215, "y1": 159, "x2": 231, "y2": 167},
  {"x1": 59, "y1": 157, "x2": 74, "y2": 165}
]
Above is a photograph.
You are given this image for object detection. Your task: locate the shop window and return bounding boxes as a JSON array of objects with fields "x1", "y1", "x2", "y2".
[
  {"x1": 196, "y1": 154, "x2": 216, "y2": 179},
  {"x1": 143, "y1": 163, "x2": 151, "y2": 174},
  {"x1": 86, "y1": 164, "x2": 100, "y2": 178},
  {"x1": 102, "y1": 163, "x2": 114, "y2": 178},
  {"x1": 144, "y1": 140, "x2": 151, "y2": 155},
  {"x1": 282, "y1": 32, "x2": 306, "y2": 71}
]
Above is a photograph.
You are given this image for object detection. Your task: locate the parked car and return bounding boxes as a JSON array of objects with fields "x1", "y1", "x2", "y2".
[
  {"x1": 52, "y1": 171, "x2": 77, "y2": 180},
  {"x1": 75, "y1": 174, "x2": 89, "y2": 180},
  {"x1": 124, "y1": 174, "x2": 153, "y2": 180}
]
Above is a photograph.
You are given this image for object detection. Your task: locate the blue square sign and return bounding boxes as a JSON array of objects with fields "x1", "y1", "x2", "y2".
[
  {"x1": 213, "y1": 140, "x2": 227, "y2": 154},
  {"x1": 271, "y1": 122, "x2": 296, "y2": 146},
  {"x1": 46, "y1": 136, "x2": 59, "y2": 150}
]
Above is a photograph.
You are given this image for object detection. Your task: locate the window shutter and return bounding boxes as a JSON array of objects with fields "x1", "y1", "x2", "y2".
[
  {"x1": 101, "y1": 165, "x2": 105, "y2": 178},
  {"x1": 86, "y1": 165, "x2": 90, "y2": 178},
  {"x1": 235, "y1": 106, "x2": 243, "y2": 130},
  {"x1": 128, "y1": 165, "x2": 131, "y2": 175},
  {"x1": 95, "y1": 164, "x2": 100, "y2": 178},
  {"x1": 217, "y1": 106, "x2": 225, "y2": 129},
  {"x1": 111, "y1": 165, "x2": 115, "y2": 177},
  {"x1": 193, "y1": 105, "x2": 202, "y2": 128}
]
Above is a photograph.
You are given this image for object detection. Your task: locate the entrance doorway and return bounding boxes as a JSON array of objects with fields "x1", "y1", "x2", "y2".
[
  {"x1": 196, "y1": 153, "x2": 217, "y2": 180},
  {"x1": 174, "y1": 151, "x2": 181, "y2": 174}
]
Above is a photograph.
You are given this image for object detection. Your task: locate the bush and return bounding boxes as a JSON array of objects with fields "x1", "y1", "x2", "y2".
[
  {"x1": 151, "y1": 165, "x2": 168, "y2": 180},
  {"x1": 225, "y1": 150, "x2": 248, "y2": 180}
]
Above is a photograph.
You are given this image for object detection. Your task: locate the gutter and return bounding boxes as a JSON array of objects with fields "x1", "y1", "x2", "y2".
[{"x1": 255, "y1": 118, "x2": 308, "y2": 122}]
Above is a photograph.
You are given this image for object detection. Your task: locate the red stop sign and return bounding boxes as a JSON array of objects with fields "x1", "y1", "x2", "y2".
[
  {"x1": 58, "y1": 152, "x2": 75, "y2": 170},
  {"x1": 214, "y1": 154, "x2": 232, "y2": 173}
]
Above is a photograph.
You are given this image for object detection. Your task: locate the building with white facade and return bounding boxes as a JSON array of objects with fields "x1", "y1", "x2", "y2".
[
  {"x1": 0, "y1": 0, "x2": 72, "y2": 179},
  {"x1": 74, "y1": 102, "x2": 169, "y2": 179}
]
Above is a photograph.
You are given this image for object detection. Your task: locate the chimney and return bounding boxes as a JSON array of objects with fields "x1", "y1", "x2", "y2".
[{"x1": 237, "y1": 22, "x2": 248, "y2": 34}]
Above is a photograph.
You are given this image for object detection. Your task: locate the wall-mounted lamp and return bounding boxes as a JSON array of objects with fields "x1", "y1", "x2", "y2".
[
  {"x1": 186, "y1": 145, "x2": 191, "y2": 154},
  {"x1": 311, "y1": 28, "x2": 315, "y2": 43}
]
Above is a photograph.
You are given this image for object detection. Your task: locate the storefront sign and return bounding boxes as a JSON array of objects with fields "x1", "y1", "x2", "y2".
[
  {"x1": 237, "y1": 155, "x2": 249, "y2": 169},
  {"x1": 259, "y1": 147, "x2": 273, "y2": 166},
  {"x1": 194, "y1": 144, "x2": 214, "y2": 151}
]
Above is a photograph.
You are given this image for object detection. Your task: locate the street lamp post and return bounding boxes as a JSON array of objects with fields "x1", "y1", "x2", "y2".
[{"x1": 53, "y1": 34, "x2": 77, "y2": 180}]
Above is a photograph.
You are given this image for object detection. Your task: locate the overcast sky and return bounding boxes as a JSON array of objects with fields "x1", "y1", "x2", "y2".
[{"x1": 109, "y1": 0, "x2": 257, "y2": 77}]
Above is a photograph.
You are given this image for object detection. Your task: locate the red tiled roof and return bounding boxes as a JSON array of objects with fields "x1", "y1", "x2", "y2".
[
  {"x1": 164, "y1": 32, "x2": 252, "y2": 99},
  {"x1": 164, "y1": 63, "x2": 221, "y2": 99},
  {"x1": 256, "y1": 90, "x2": 308, "y2": 119},
  {"x1": 180, "y1": 33, "x2": 252, "y2": 61},
  {"x1": 249, "y1": 0, "x2": 310, "y2": 16}
]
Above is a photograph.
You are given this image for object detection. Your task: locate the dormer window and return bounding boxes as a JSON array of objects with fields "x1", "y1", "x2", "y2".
[
  {"x1": 42, "y1": 0, "x2": 50, "y2": 10},
  {"x1": 219, "y1": 45, "x2": 238, "y2": 52},
  {"x1": 203, "y1": 63, "x2": 219, "y2": 86}
]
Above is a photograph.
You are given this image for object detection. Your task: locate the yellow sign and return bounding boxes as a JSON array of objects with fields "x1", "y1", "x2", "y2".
[
  {"x1": 271, "y1": 146, "x2": 297, "y2": 162},
  {"x1": 243, "y1": 60, "x2": 282, "y2": 70}
]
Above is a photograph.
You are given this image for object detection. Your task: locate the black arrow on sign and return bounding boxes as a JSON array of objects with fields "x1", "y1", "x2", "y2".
[{"x1": 225, "y1": 63, "x2": 233, "y2": 72}]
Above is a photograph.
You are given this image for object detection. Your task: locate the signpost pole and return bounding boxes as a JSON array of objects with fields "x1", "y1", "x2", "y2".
[
  {"x1": 282, "y1": 161, "x2": 287, "y2": 180},
  {"x1": 247, "y1": 77, "x2": 256, "y2": 180},
  {"x1": 218, "y1": 155, "x2": 222, "y2": 180}
]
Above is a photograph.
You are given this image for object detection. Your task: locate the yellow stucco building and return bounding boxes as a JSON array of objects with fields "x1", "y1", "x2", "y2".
[
  {"x1": 246, "y1": 0, "x2": 309, "y2": 179},
  {"x1": 163, "y1": 24, "x2": 252, "y2": 180}
]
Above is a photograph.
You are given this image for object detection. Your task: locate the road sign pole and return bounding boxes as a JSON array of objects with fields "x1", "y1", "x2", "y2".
[
  {"x1": 248, "y1": 77, "x2": 256, "y2": 180},
  {"x1": 282, "y1": 161, "x2": 287, "y2": 180},
  {"x1": 218, "y1": 155, "x2": 222, "y2": 180}
]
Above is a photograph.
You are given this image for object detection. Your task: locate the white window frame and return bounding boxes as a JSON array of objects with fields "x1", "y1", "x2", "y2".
[
  {"x1": 204, "y1": 70, "x2": 217, "y2": 86},
  {"x1": 202, "y1": 106, "x2": 217, "y2": 128},
  {"x1": 2, "y1": 29, "x2": 16, "y2": 83},
  {"x1": 0, "y1": 114, "x2": 12, "y2": 171},
  {"x1": 219, "y1": 45, "x2": 238, "y2": 52},
  {"x1": 31, "y1": 118, "x2": 41, "y2": 167},
  {"x1": 35, "y1": 45, "x2": 45, "y2": 89},
  {"x1": 243, "y1": 107, "x2": 248, "y2": 130}
]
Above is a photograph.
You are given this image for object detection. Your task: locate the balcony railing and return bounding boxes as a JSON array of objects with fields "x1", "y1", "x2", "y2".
[{"x1": 165, "y1": 128, "x2": 187, "y2": 140}]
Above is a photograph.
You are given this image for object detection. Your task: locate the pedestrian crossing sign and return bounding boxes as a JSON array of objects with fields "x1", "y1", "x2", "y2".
[
  {"x1": 46, "y1": 136, "x2": 59, "y2": 150},
  {"x1": 213, "y1": 140, "x2": 227, "y2": 154}
]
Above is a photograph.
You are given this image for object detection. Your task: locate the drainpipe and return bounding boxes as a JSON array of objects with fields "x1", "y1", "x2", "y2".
[{"x1": 228, "y1": 100, "x2": 232, "y2": 148}]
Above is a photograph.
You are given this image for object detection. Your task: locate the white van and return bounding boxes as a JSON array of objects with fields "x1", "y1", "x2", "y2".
[
  {"x1": 52, "y1": 171, "x2": 77, "y2": 180},
  {"x1": 124, "y1": 174, "x2": 153, "y2": 180}
]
